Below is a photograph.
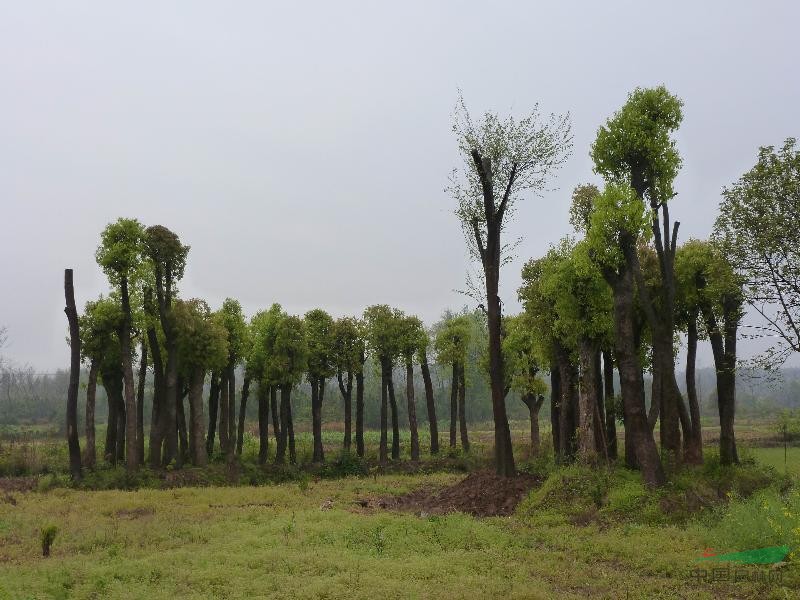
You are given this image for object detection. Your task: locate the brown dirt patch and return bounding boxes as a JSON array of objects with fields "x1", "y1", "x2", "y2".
[
  {"x1": 0, "y1": 477, "x2": 37, "y2": 493},
  {"x1": 372, "y1": 470, "x2": 542, "y2": 517},
  {"x1": 114, "y1": 507, "x2": 155, "y2": 519}
]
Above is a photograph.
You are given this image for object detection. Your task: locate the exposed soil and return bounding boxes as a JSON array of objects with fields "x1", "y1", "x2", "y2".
[
  {"x1": 0, "y1": 476, "x2": 37, "y2": 493},
  {"x1": 369, "y1": 470, "x2": 542, "y2": 517}
]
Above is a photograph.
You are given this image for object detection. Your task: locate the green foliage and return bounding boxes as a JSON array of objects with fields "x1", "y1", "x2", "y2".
[
  {"x1": 502, "y1": 314, "x2": 547, "y2": 396},
  {"x1": 585, "y1": 182, "x2": 650, "y2": 272},
  {"x1": 95, "y1": 218, "x2": 146, "y2": 286},
  {"x1": 397, "y1": 315, "x2": 426, "y2": 365},
  {"x1": 40, "y1": 524, "x2": 58, "y2": 557},
  {"x1": 433, "y1": 315, "x2": 471, "y2": 367},
  {"x1": 269, "y1": 314, "x2": 309, "y2": 387},
  {"x1": 714, "y1": 138, "x2": 800, "y2": 368},
  {"x1": 591, "y1": 86, "x2": 684, "y2": 205},
  {"x1": 568, "y1": 183, "x2": 600, "y2": 233},
  {"x1": 363, "y1": 305, "x2": 404, "y2": 365},
  {"x1": 216, "y1": 298, "x2": 248, "y2": 366},
  {"x1": 331, "y1": 317, "x2": 365, "y2": 376},
  {"x1": 78, "y1": 297, "x2": 123, "y2": 370},
  {"x1": 247, "y1": 304, "x2": 283, "y2": 383},
  {"x1": 173, "y1": 299, "x2": 228, "y2": 374},
  {"x1": 143, "y1": 225, "x2": 189, "y2": 284},
  {"x1": 304, "y1": 309, "x2": 335, "y2": 380}
]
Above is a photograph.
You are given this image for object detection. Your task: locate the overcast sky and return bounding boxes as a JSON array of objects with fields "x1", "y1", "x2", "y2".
[{"x1": 1, "y1": 1, "x2": 798, "y2": 371}]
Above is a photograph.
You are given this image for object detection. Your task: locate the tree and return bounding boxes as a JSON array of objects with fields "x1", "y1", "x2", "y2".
[
  {"x1": 416, "y1": 329, "x2": 439, "y2": 455},
  {"x1": 434, "y1": 314, "x2": 471, "y2": 451},
  {"x1": 305, "y1": 309, "x2": 335, "y2": 463},
  {"x1": 247, "y1": 304, "x2": 283, "y2": 464},
  {"x1": 676, "y1": 239, "x2": 744, "y2": 464},
  {"x1": 398, "y1": 315, "x2": 425, "y2": 461},
  {"x1": 591, "y1": 86, "x2": 686, "y2": 461},
  {"x1": 143, "y1": 225, "x2": 189, "y2": 467},
  {"x1": 332, "y1": 317, "x2": 365, "y2": 454},
  {"x1": 96, "y1": 218, "x2": 146, "y2": 471},
  {"x1": 64, "y1": 269, "x2": 82, "y2": 480},
  {"x1": 215, "y1": 299, "x2": 248, "y2": 462},
  {"x1": 174, "y1": 299, "x2": 228, "y2": 466},
  {"x1": 364, "y1": 305, "x2": 404, "y2": 463},
  {"x1": 714, "y1": 138, "x2": 800, "y2": 371},
  {"x1": 449, "y1": 94, "x2": 572, "y2": 476},
  {"x1": 586, "y1": 183, "x2": 665, "y2": 487},
  {"x1": 502, "y1": 314, "x2": 547, "y2": 455}
]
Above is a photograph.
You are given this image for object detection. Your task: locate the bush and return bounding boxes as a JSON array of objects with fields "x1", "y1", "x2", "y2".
[{"x1": 41, "y1": 524, "x2": 58, "y2": 557}]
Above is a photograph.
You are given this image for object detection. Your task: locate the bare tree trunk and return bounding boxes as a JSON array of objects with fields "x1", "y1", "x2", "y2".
[
  {"x1": 145, "y1": 291, "x2": 165, "y2": 467},
  {"x1": 449, "y1": 362, "x2": 458, "y2": 448},
  {"x1": 115, "y1": 390, "x2": 126, "y2": 464},
  {"x1": 103, "y1": 369, "x2": 120, "y2": 464},
  {"x1": 603, "y1": 350, "x2": 617, "y2": 459},
  {"x1": 550, "y1": 364, "x2": 561, "y2": 459},
  {"x1": 338, "y1": 370, "x2": 353, "y2": 452},
  {"x1": 176, "y1": 380, "x2": 188, "y2": 467},
  {"x1": 228, "y1": 367, "x2": 236, "y2": 451},
  {"x1": 557, "y1": 344, "x2": 578, "y2": 461},
  {"x1": 84, "y1": 359, "x2": 98, "y2": 469},
  {"x1": 457, "y1": 363, "x2": 469, "y2": 451},
  {"x1": 379, "y1": 361, "x2": 388, "y2": 464},
  {"x1": 420, "y1": 358, "x2": 438, "y2": 454},
  {"x1": 236, "y1": 376, "x2": 250, "y2": 456},
  {"x1": 287, "y1": 387, "x2": 296, "y2": 464},
  {"x1": 704, "y1": 303, "x2": 739, "y2": 465},
  {"x1": 136, "y1": 339, "x2": 147, "y2": 464},
  {"x1": 276, "y1": 384, "x2": 288, "y2": 464},
  {"x1": 683, "y1": 314, "x2": 703, "y2": 464},
  {"x1": 219, "y1": 370, "x2": 230, "y2": 458},
  {"x1": 270, "y1": 385, "x2": 280, "y2": 450},
  {"x1": 206, "y1": 372, "x2": 220, "y2": 457},
  {"x1": 521, "y1": 393, "x2": 544, "y2": 456},
  {"x1": 311, "y1": 378, "x2": 323, "y2": 463},
  {"x1": 187, "y1": 369, "x2": 207, "y2": 466},
  {"x1": 387, "y1": 369, "x2": 400, "y2": 460},
  {"x1": 578, "y1": 338, "x2": 599, "y2": 463},
  {"x1": 119, "y1": 276, "x2": 138, "y2": 472},
  {"x1": 406, "y1": 360, "x2": 420, "y2": 460},
  {"x1": 258, "y1": 383, "x2": 269, "y2": 465},
  {"x1": 355, "y1": 370, "x2": 365, "y2": 457},
  {"x1": 64, "y1": 269, "x2": 82, "y2": 480}
]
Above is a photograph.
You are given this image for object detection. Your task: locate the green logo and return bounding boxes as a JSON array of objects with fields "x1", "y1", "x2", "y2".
[{"x1": 697, "y1": 545, "x2": 790, "y2": 565}]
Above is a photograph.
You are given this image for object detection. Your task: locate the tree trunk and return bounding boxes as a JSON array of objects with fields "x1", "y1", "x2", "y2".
[
  {"x1": 387, "y1": 369, "x2": 400, "y2": 460},
  {"x1": 355, "y1": 371, "x2": 365, "y2": 457},
  {"x1": 652, "y1": 333, "x2": 683, "y2": 460},
  {"x1": 338, "y1": 370, "x2": 353, "y2": 452},
  {"x1": 577, "y1": 338, "x2": 599, "y2": 462},
  {"x1": 287, "y1": 387, "x2": 296, "y2": 464},
  {"x1": 258, "y1": 383, "x2": 269, "y2": 465},
  {"x1": 609, "y1": 264, "x2": 665, "y2": 487},
  {"x1": 119, "y1": 276, "x2": 138, "y2": 472},
  {"x1": 420, "y1": 359, "x2": 438, "y2": 454},
  {"x1": 270, "y1": 385, "x2": 280, "y2": 450},
  {"x1": 521, "y1": 393, "x2": 544, "y2": 456},
  {"x1": 379, "y1": 360, "x2": 389, "y2": 464},
  {"x1": 83, "y1": 360, "x2": 98, "y2": 469},
  {"x1": 311, "y1": 378, "x2": 324, "y2": 463},
  {"x1": 145, "y1": 295, "x2": 166, "y2": 468},
  {"x1": 457, "y1": 363, "x2": 469, "y2": 452},
  {"x1": 704, "y1": 304, "x2": 739, "y2": 465},
  {"x1": 236, "y1": 376, "x2": 250, "y2": 456},
  {"x1": 277, "y1": 384, "x2": 289, "y2": 464},
  {"x1": 602, "y1": 350, "x2": 617, "y2": 460},
  {"x1": 64, "y1": 269, "x2": 82, "y2": 480},
  {"x1": 219, "y1": 370, "x2": 230, "y2": 457},
  {"x1": 206, "y1": 372, "x2": 220, "y2": 457},
  {"x1": 449, "y1": 362, "x2": 458, "y2": 448},
  {"x1": 136, "y1": 338, "x2": 147, "y2": 464},
  {"x1": 550, "y1": 364, "x2": 561, "y2": 458},
  {"x1": 103, "y1": 368, "x2": 121, "y2": 464},
  {"x1": 556, "y1": 344, "x2": 578, "y2": 461},
  {"x1": 176, "y1": 380, "x2": 188, "y2": 466},
  {"x1": 162, "y1": 339, "x2": 179, "y2": 466},
  {"x1": 683, "y1": 314, "x2": 703, "y2": 464},
  {"x1": 228, "y1": 367, "x2": 236, "y2": 450},
  {"x1": 406, "y1": 360, "x2": 420, "y2": 460},
  {"x1": 187, "y1": 368, "x2": 207, "y2": 466},
  {"x1": 115, "y1": 391, "x2": 126, "y2": 464}
]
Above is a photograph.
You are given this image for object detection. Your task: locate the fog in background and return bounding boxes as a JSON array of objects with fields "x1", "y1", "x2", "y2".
[{"x1": 1, "y1": 1, "x2": 798, "y2": 371}]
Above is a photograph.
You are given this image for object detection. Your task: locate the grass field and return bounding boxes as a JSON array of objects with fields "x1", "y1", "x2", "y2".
[{"x1": 1, "y1": 422, "x2": 799, "y2": 599}]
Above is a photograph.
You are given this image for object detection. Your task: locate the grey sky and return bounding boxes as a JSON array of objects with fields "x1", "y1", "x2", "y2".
[{"x1": 1, "y1": 1, "x2": 798, "y2": 371}]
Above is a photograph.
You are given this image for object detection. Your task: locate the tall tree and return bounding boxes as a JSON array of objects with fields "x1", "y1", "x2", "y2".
[
  {"x1": 332, "y1": 317, "x2": 364, "y2": 454},
  {"x1": 364, "y1": 305, "x2": 404, "y2": 463},
  {"x1": 216, "y1": 299, "x2": 248, "y2": 461},
  {"x1": 96, "y1": 218, "x2": 146, "y2": 471},
  {"x1": 434, "y1": 315, "x2": 471, "y2": 451},
  {"x1": 714, "y1": 138, "x2": 800, "y2": 371},
  {"x1": 417, "y1": 329, "x2": 439, "y2": 455},
  {"x1": 449, "y1": 94, "x2": 572, "y2": 476},
  {"x1": 247, "y1": 305, "x2": 283, "y2": 465},
  {"x1": 591, "y1": 86, "x2": 686, "y2": 461},
  {"x1": 676, "y1": 239, "x2": 744, "y2": 464},
  {"x1": 398, "y1": 315, "x2": 425, "y2": 461},
  {"x1": 143, "y1": 225, "x2": 189, "y2": 467},
  {"x1": 586, "y1": 183, "x2": 665, "y2": 487},
  {"x1": 305, "y1": 309, "x2": 335, "y2": 463},
  {"x1": 174, "y1": 299, "x2": 228, "y2": 466},
  {"x1": 64, "y1": 269, "x2": 82, "y2": 480}
]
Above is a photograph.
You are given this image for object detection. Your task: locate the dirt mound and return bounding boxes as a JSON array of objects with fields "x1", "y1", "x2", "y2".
[{"x1": 376, "y1": 470, "x2": 541, "y2": 517}]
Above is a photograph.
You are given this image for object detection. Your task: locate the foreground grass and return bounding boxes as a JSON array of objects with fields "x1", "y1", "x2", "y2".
[{"x1": 1, "y1": 468, "x2": 798, "y2": 599}]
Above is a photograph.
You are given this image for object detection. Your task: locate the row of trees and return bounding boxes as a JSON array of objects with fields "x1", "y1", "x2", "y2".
[
  {"x1": 64, "y1": 223, "x2": 502, "y2": 476},
  {"x1": 450, "y1": 85, "x2": 798, "y2": 485}
]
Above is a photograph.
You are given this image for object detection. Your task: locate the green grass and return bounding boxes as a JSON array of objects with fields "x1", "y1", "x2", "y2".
[{"x1": 751, "y1": 446, "x2": 800, "y2": 478}]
